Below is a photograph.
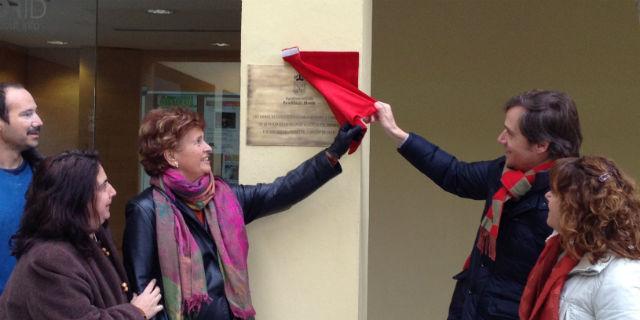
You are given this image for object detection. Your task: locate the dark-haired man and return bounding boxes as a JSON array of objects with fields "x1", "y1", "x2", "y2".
[
  {"x1": 373, "y1": 90, "x2": 582, "y2": 320},
  {"x1": 0, "y1": 83, "x2": 43, "y2": 294}
]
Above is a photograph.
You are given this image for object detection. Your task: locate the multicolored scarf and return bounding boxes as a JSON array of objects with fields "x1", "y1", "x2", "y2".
[
  {"x1": 466, "y1": 161, "x2": 554, "y2": 268},
  {"x1": 519, "y1": 234, "x2": 579, "y2": 320},
  {"x1": 152, "y1": 169, "x2": 255, "y2": 319}
]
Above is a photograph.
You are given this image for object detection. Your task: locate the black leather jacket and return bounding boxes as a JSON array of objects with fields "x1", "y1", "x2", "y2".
[{"x1": 122, "y1": 151, "x2": 341, "y2": 320}]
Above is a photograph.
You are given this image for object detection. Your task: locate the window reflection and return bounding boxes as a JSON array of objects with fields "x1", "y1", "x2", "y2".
[
  {"x1": 0, "y1": 0, "x2": 97, "y2": 155},
  {"x1": 0, "y1": 0, "x2": 241, "y2": 247}
]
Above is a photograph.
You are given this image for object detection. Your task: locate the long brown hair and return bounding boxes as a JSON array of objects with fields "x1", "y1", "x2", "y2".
[{"x1": 551, "y1": 156, "x2": 640, "y2": 263}]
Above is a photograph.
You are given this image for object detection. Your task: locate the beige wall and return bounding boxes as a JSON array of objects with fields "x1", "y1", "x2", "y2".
[
  {"x1": 369, "y1": 1, "x2": 640, "y2": 319},
  {"x1": 241, "y1": 0, "x2": 371, "y2": 319}
]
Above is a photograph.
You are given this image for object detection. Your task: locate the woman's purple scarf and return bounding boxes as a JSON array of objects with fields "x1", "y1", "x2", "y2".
[{"x1": 152, "y1": 169, "x2": 255, "y2": 319}]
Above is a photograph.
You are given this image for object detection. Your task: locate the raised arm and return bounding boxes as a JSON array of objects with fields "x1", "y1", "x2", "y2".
[
  {"x1": 399, "y1": 133, "x2": 497, "y2": 200},
  {"x1": 235, "y1": 150, "x2": 340, "y2": 224},
  {"x1": 374, "y1": 101, "x2": 496, "y2": 199},
  {"x1": 236, "y1": 124, "x2": 362, "y2": 224}
]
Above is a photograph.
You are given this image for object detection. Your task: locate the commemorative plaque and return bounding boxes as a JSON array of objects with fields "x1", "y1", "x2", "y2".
[{"x1": 247, "y1": 65, "x2": 339, "y2": 146}]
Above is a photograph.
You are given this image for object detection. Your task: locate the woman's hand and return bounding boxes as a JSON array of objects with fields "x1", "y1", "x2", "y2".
[
  {"x1": 327, "y1": 124, "x2": 364, "y2": 159},
  {"x1": 131, "y1": 278, "x2": 164, "y2": 319}
]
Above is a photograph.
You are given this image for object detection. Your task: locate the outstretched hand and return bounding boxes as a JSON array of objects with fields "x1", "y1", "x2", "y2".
[
  {"x1": 327, "y1": 123, "x2": 364, "y2": 158},
  {"x1": 372, "y1": 101, "x2": 409, "y2": 146}
]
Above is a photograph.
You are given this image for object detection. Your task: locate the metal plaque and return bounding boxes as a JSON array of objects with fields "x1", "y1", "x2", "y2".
[{"x1": 247, "y1": 65, "x2": 339, "y2": 146}]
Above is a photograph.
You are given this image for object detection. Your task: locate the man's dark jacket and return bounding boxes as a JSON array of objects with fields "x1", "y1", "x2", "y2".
[
  {"x1": 399, "y1": 133, "x2": 552, "y2": 320},
  {"x1": 123, "y1": 151, "x2": 340, "y2": 320}
]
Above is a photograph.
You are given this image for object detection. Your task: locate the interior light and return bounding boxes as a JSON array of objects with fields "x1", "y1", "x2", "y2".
[
  {"x1": 146, "y1": 9, "x2": 174, "y2": 15},
  {"x1": 47, "y1": 40, "x2": 68, "y2": 45}
]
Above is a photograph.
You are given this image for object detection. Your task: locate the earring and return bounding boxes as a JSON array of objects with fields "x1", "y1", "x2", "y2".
[{"x1": 173, "y1": 161, "x2": 179, "y2": 169}]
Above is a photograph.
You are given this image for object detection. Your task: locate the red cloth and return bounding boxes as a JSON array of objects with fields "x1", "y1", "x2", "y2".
[
  {"x1": 282, "y1": 47, "x2": 376, "y2": 154},
  {"x1": 519, "y1": 234, "x2": 579, "y2": 320}
]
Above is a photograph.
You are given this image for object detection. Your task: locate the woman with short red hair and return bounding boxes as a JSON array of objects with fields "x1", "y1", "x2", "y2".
[
  {"x1": 123, "y1": 108, "x2": 362, "y2": 320},
  {"x1": 520, "y1": 156, "x2": 640, "y2": 320}
]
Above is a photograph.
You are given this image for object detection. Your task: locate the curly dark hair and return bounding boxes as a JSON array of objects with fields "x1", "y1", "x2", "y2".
[
  {"x1": 138, "y1": 108, "x2": 205, "y2": 177},
  {"x1": 11, "y1": 150, "x2": 102, "y2": 258},
  {"x1": 551, "y1": 156, "x2": 640, "y2": 263}
]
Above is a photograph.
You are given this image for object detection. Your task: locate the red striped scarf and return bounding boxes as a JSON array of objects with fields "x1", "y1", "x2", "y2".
[{"x1": 464, "y1": 161, "x2": 554, "y2": 269}]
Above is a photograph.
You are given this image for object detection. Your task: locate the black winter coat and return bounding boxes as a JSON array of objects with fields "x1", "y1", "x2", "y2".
[
  {"x1": 399, "y1": 133, "x2": 552, "y2": 320},
  {"x1": 123, "y1": 151, "x2": 341, "y2": 320}
]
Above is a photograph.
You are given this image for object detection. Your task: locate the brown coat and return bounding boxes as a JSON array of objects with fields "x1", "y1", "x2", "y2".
[{"x1": 0, "y1": 228, "x2": 144, "y2": 320}]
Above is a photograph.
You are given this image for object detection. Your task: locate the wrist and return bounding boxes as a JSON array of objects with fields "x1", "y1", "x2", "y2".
[
  {"x1": 389, "y1": 127, "x2": 409, "y2": 146},
  {"x1": 325, "y1": 150, "x2": 339, "y2": 167},
  {"x1": 133, "y1": 305, "x2": 147, "y2": 319}
]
